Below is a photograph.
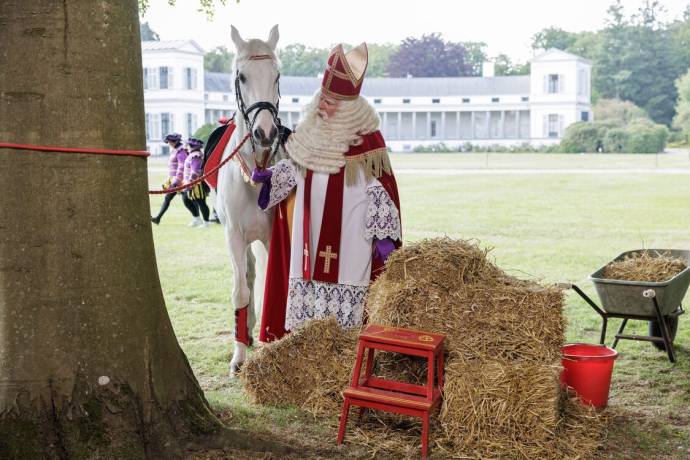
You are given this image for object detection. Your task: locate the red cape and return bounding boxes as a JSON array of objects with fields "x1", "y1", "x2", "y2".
[{"x1": 258, "y1": 131, "x2": 401, "y2": 342}]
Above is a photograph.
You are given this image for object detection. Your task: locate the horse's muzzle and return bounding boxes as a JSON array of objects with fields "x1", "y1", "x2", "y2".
[{"x1": 253, "y1": 126, "x2": 278, "y2": 147}]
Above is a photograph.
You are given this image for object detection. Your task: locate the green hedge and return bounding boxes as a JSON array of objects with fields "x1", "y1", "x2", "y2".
[
  {"x1": 625, "y1": 121, "x2": 669, "y2": 153},
  {"x1": 560, "y1": 120, "x2": 668, "y2": 153}
]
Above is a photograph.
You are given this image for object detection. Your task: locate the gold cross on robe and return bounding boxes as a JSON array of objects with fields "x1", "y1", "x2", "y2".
[{"x1": 318, "y1": 245, "x2": 338, "y2": 274}]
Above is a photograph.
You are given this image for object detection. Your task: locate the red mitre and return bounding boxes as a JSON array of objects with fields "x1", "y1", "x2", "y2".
[{"x1": 321, "y1": 43, "x2": 368, "y2": 100}]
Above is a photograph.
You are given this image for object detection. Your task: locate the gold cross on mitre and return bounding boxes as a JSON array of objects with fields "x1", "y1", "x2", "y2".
[{"x1": 318, "y1": 245, "x2": 338, "y2": 274}]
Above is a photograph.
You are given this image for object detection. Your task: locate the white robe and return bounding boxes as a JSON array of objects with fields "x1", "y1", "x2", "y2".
[{"x1": 266, "y1": 159, "x2": 401, "y2": 330}]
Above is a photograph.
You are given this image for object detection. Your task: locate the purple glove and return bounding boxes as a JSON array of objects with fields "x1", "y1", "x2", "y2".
[
  {"x1": 252, "y1": 167, "x2": 272, "y2": 183},
  {"x1": 252, "y1": 168, "x2": 273, "y2": 210},
  {"x1": 373, "y1": 238, "x2": 396, "y2": 264}
]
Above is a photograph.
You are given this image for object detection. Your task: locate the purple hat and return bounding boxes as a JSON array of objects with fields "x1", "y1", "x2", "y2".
[
  {"x1": 164, "y1": 133, "x2": 182, "y2": 143},
  {"x1": 187, "y1": 137, "x2": 204, "y2": 150}
]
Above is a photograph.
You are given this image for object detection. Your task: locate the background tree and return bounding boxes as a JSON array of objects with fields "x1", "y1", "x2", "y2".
[
  {"x1": 0, "y1": 1, "x2": 285, "y2": 457},
  {"x1": 365, "y1": 43, "x2": 397, "y2": 77},
  {"x1": 386, "y1": 33, "x2": 473, "y2": 77},
  {"x1": 461, "y1": 41, "x2": 488, "y2": 77},
  {"x1": 140, "y1": 20, "x2": 160, "y2": 40},
  {"x1": 205, "y1": 45, "x2": 235, "y2": 73},
  {"x1": 673, "y1": 69, "x2": 690, "y2": 142},
  {"x1": 278, "y1": 43, "x2": 329, "y2": 76},
  {"x1": 593, "y1": 98, "x2": 649, "y2": 124},
  {"x1": 493, "y1": 54, "x2": 530, "y2": 76},
  {"x1": 531, "y1": 26, "x2": 578, "y2": 51}
]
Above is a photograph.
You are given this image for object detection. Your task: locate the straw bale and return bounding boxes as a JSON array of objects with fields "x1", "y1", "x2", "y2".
[
  {"x1": 603, "y1": 250, "x2": 686, "y2": 282},
  {"x1": 440, "y1": 358, "x2": 561, "y2": 454},
  {"x1": 240, "y1": 317, "x2": 358, "y2": 416},
  {"x1": 381, "y1": 237, "x2": 505, "y2": 289},
  {"x1": 368, "y1": 275, "x2": 565, "y2": 363}
]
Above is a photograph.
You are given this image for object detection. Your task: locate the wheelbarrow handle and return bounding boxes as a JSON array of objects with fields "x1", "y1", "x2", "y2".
[
  {"x1": 642, "y1": 289, "x2": 656, "y2": 299},
  {"x1": 568, "y1": 284, "x2": 606, "y2": 318}
]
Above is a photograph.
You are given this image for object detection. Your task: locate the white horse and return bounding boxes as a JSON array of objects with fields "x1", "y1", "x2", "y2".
[{"x1": 216, "y1": 25, "x2": 284, "y2": 374}]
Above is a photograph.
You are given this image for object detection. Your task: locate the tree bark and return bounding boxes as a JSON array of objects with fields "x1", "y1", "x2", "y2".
[{"x1": 0, "y1": 1, "x2": 222, "y2": 457}]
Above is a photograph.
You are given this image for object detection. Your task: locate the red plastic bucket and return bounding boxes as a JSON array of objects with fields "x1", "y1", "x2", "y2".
[{"x1": 560, "y1": 343, "x2": 618, "y2": 408}]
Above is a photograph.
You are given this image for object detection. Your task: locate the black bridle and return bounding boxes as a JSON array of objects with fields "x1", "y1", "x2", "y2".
[{"x1": 234, "y1": 55, "x2": 282, "y2": 169}]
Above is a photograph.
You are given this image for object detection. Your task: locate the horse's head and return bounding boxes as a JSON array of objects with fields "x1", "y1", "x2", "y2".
[{"x1": 231, "y1": 25, "x2": 281, "y2": 149}]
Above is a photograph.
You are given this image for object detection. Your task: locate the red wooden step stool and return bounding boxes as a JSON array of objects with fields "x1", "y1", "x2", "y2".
[{"x1": 336, "y1": 324, "x2": 446, "y2": 459}]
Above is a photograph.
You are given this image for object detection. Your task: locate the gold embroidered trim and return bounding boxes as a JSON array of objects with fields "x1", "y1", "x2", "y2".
[
  {"x1": 321, "y1": 86, "x2": 359, "y2": 101},
  {"x1": 326, "y1": 65, "x2": 354, "y2": 83},
  {"x1": 249, "y1": 54, "x2": 273, "y2": 60},
  {"x1": 344, "y1": 147, "x2": 391, "y2": 185},
  {"x1": 324, "y1": 52, "x2": 338, "y2": 94},
  {"x1": 335, "y1": 44, "x2": 360, "y2": 86}
]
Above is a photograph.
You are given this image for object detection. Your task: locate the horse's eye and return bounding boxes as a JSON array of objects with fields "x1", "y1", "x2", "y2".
[{"x1": 239, "y1": 73, "x2": 246, "y2": 84}]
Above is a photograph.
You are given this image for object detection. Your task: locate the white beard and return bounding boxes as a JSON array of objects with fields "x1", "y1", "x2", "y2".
[{"x1": 286, "y1": 91, "x2": 380, "y2": 174}]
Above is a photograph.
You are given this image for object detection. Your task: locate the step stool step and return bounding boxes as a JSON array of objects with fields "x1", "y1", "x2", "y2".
[
  {"x1": 360, "y1": 325, "x2": 445, "y2": 352},
  {"x1": 344, "y1": 385, "x2": 441, "y2": 411}
]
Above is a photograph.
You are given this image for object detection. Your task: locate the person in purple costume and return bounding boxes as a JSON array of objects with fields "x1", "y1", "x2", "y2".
[
  {"x1": 151, "y1": 133, "x2": 198, "y2": 225},
  {"x1": 183, "y1": 137, "x2": 211, "y2": 228}
]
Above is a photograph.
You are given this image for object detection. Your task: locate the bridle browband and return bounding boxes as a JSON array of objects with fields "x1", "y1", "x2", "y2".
[{"x1": 234, "y1": 53, "x2": 282, "y2": 170}]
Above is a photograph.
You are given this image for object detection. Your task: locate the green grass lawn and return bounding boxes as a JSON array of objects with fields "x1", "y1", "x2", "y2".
[{"x1": 149, "y1": 153, "x2": 690, "y2": 459}]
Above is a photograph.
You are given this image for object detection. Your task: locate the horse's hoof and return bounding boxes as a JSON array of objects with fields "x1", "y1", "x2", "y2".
[{"x1": 230, "y1": 361, "x2": 243, "y2": 377}]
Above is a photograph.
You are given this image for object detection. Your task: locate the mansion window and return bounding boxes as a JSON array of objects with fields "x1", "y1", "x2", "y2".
[
  {"x1": 161, "y1": 113, "x2": 173, "y2": 137},
  {"x1": 374, "y1": 98, "x2": 382, "y2": 104},
  {"x1": 548, "y1": 114, "x2": 560, "y2": 138},
  {"x1": 143, "y1": 68, "x2": 158, "y2": 90},
  {"x1": 432, "y1": 98, "x2": 440, "y2": 104},
  {"x1": 402, "y1": 98, "x2": 411, "y2": 104},
  {"x1": 145, "y1": 113, "x2": 162, "y2": 140},
  {"x1": 223, "y1": 94, "x2": 229, "y2": 102},
  {"x1": 430, "y1": 120, "x2": 437, "y2": 137},
  {"x1": 548, "y1": 74, "x2": 560, "y2": 94},
  {"x1": 462, "y1": 98, "x2": 470, "y2": 103},
  {"x1": 292, "y1": 97, "x2": 299, "y2": 103},
  {"x1": 581, "y1": 111, "x2": 590, "y2": 122},
  {"x1": 492, "y1": 97, "x2": 500, "y2": 103},
  {"x1": 184, "y1": 67, "x2": 198, "y2": 90},
  {"x1": 521, "y1": 96, "x2": 529, "y2": 102},
  {"x1": 186, "y1": 113, "x2": 197, "y2": 136},
  {"x1": 159, "y1": 67, "x2": 172, "y2": 89}
]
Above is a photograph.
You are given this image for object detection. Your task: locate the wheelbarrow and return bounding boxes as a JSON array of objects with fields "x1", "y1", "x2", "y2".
[{"x1": 562, "y1": 249, "x2": 689, "y2": 363}]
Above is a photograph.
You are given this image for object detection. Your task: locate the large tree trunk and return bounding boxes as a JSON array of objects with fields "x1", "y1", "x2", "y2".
[{"x1": 0, "y1": 1, "x2": 224, "y2": 457}]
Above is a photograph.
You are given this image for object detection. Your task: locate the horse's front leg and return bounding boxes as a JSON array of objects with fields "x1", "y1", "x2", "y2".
[{"x1": 227, "y1": 229, "x2": 251, "y2": 376}]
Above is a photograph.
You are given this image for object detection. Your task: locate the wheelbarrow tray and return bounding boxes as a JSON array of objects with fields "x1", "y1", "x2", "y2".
[{"x1": 589, "y1": 249, "x2": 690, "y2": 317}]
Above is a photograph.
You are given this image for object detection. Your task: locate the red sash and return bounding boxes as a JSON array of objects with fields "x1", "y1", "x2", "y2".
[{"x1": 302, "y1": 168, "x2": 346, "y2": 283}]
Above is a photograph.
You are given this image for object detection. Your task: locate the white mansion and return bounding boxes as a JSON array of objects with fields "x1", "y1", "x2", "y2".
[{"x1": 142, "y1": 40, "x2": 592, "y2": 155}]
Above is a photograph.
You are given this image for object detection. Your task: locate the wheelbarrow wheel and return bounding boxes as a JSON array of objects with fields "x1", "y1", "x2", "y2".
[{"x1": 648, "y1": 316, "x2": 679, "y2": 351}]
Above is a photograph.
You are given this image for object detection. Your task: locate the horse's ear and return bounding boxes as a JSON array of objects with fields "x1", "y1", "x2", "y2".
[
  {"x1": 267, "y1": 24, "x2": 279, "y2": 51},
  {"x1": 231, "y1": 25, "x2": 247, "y2": 50}
]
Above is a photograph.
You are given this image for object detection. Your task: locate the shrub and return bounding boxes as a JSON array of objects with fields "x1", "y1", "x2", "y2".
[
  {"x1": 603, "y1": 128, "x2": 629, "y2": 153},
  {"x1": 625, "y1": 121, "x2": 669, "y2": 153},
  {"x1": 593, "y1": 98, "x2": 649, "y2": 125},
  {"x1": 413, "y1": 142, "x2": 456, "y2": 153},
  {"x1": 560, "y1": 121, "x2": 612, "y2": 153}
]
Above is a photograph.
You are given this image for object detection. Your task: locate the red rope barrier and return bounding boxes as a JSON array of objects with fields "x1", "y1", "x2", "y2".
[
  {"x1": 148, "y1": 133, "x2": 251, "y2": 195},
  {"x1": 0, "y1": 142, "x2": 150, "y2": 157}
]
